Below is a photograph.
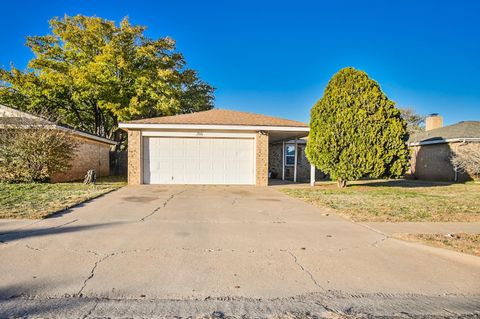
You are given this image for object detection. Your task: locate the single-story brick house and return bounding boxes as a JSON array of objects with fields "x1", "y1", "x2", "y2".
[
  {"x1": 119, "y1": 109, "x2": 320, "y2": 186},
  {"x1": 0, "y1": 104, "x2": 116, "y2": 182},
  {"x1": 408, "y1": 114, "x2": 480, "y2": 181}
]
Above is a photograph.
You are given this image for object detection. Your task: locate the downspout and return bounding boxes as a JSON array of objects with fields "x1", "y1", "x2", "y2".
[
  {"x1": 282, "y1": 141, "x2": 285, "y2": 181},
  {"x1": 293, "y1": 138, "x2": 298, "y2": 182}
]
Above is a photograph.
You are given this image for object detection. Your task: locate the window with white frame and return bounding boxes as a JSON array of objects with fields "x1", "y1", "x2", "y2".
[{"x1": 285, "y1": 144, "x2": 295, "y2": 166}]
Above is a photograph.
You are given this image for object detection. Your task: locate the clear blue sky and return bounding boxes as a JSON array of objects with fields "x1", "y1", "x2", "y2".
[{"x1": 1, "y1": 0, "x2": 479, "y2": 125}]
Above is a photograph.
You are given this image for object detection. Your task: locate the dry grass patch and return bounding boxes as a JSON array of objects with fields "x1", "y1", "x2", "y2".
[
  {"x1": 396, "y1": 233, "x2": 480, "y2": 257},
  {"x1": 0, "y1": 176, "x2": 126, "y2": 219},
  {"x1": 282, "y1": 180, "x2": 480, "y2": 222}
]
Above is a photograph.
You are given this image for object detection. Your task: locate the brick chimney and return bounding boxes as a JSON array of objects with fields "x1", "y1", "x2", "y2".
[{"x1": 425, "y1": 113, "x2": 443, "y2": 131}]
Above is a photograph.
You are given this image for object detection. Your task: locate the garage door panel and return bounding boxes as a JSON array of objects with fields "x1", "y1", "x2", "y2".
[
  {"x1": 143, "y1": 137, "x2": 254, "y2": 185},
  {"x1": 172, "y1": 141, "x2": 185, "y2": 157},
  {"x1": 152, "y1": 139, "x2": 169, "y2": 158},
  {"x1": 211, "y1": 159, "x2": 225, "y2": 170},
  {"x1": 212, "y1": 140, "x2": 226, "y2": 158},
  {"x1": 183, "y1": 139, "x2": 198, "y2": 157},
  {"x1": 199, "y1": 139, "x2": 212, "y2": 158},
  {"x1": 172, "y1": 159, "x2": 185, "y2": 170}
]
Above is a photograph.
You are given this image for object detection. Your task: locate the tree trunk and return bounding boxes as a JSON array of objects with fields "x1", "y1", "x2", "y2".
[
  {"x1": 84, "y1": 169, "x2": 96, "y2": 184},
  {"x1": 337, "y1": 179, "x2": 347, "y2": 188}
]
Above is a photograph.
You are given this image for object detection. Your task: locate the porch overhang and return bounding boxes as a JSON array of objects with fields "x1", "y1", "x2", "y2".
[
  {"x1": 267, "y1": 129, "x2": 309, "y2": 143},
  {"x1": 266, "y1": 129, "x2": 316, "y2": 186}
]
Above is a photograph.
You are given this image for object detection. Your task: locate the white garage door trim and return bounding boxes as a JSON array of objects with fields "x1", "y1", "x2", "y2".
[
  {"x1": 142, "y1": 131, "x2": 257, "y2": 139},
  {"x1": 142, "y1": 135, "x2": 256, "y2": 185}
]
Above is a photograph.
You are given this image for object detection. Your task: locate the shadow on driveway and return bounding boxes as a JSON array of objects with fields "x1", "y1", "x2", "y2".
[{"x1": 0, "y1": 222, "x2": 122, "y2": 244}]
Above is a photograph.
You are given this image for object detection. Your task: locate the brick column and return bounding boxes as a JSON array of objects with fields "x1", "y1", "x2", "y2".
[
  {"x1": 128, "y1": 130, "x2": 142, "y2": 185},
  {"x1": 255, "y1": 131, "x2": 269, "y2": 186}
]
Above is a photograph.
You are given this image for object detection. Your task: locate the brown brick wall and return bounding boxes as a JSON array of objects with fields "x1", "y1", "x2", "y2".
[
  {"x1": 255, "y1": 131, "x2": 269, "y2": 186},
  {"x1": 269, "y1": 143, "x2": 283, "y2": 179},
  {"x1": 128, "y1": 130, "x2": 142, "y2": 185},
  {"x1": 409, "y1": 142, "x2": 477, "y2": 182},
  {"x1": 51, "y1": 136, "x2": 111, "y2": 183}
]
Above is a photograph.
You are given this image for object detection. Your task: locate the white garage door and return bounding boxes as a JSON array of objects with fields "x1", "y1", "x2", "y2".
[{"x1": 143, "y1": 137, "x2": 255, "y2": 185}]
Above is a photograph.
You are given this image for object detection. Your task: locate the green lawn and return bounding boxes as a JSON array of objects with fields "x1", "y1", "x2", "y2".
[
  {"x1": 0, "y1": 176, "x2": 126, "y2": 219},
  {"x1": 282, "y1": 180, "x2": 480, "y2": 222}
]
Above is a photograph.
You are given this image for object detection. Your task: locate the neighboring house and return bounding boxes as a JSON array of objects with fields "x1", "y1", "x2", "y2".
[
  {"x1": 408, "y1": 114, "x2": 480, "y2": 181},
  {"x1": 0, "y1": 104, "x2": 116, "y2": 182},
  {"x1": 119, "y1": 109, "x2": 319, "y2": 186}
]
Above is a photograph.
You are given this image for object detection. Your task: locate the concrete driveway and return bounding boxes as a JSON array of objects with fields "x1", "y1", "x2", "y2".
[{"x1": 0, "y1": 185, "x2": 479, "y2": 318}]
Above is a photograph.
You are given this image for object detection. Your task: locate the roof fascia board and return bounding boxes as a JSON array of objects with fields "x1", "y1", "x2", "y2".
[
  {"x1": 54, "y1": 125, "x2": 117, "y2": 145},
  {"x1": 142, "y1": 130, "x2": 256, "y2": 138},
  {"x1": 409, "y1": 138, "x2": 480, "y2": 146},
  {"x1": 0, "y1": 122, "x2": 116, "y2": 145},
  {"x1": 1, "y1": 104, "x2": 116, "y2": 145},
  {"x1": 119, "y1": 123, "x2": 310, "y2": 132},
  {"x1": 270, "y1": 139, "x2": 307, "y2": 144}
]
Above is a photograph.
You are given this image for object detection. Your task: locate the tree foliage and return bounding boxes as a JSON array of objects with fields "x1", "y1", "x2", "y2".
[
  {"x1": 306, "y1": 67, "x2": 410, "y2": 187},
  {"x1": 0, "y1": 117, "x2": 78, "y2": 183},
  {"x1": 400, "y1": 107, "x2": 425, "y2": 135},
  {"x1": 0, "y1": 15, "x2": 214, "y2": 140}
]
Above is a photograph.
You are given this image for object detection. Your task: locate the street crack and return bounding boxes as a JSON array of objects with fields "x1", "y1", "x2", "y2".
[
  {"x1": 53, "y1": 219, "x2": 79, "y2": 228},
  {"x1": 370, "y1": 235, "x2": 389, "y2": 248},
  {"x1": 77, "y1": 254, "x2": 112, "y2": 297},
  {"x1": 81, "y1": 299, "x2": 99, "y2": 319},
  {"x1": 25, "y1": 244, "x2": 41, "y2": 251},
  {"x1": 284, "y1": 250, "x2": 325, "y2": 291},
  {"x1": 77, "y1": 250, "x2": 130, "y2": 297},
  {"x1": 140, "y1": 190, "x2": 186, "y2": 222}
]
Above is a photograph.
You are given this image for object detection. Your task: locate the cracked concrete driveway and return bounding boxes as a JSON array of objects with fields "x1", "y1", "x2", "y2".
[{"x1": 0, "y1": 185, "x2": 479, "y2": 318}]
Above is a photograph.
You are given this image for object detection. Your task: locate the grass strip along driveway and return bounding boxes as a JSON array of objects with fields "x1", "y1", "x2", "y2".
[
  {"x1": 282, "y1": 180, "x2": 480, "y2": 222},
  {"x1": 0, "y1": 176, "x2": 126, "y2": 219},
  {"x1": 282, "y1": 179, "x2": 480, "y2": 257},
  {"x1": 396, "y1": 233, "x2": 480, "y2": 257}
]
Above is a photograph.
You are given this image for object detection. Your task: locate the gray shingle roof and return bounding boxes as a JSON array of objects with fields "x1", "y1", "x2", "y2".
[
  {"x1": 0, "y1": 104, "x2": 116, "y2": 145},
  {"x1": 0, "y1": 117, "x2": 49, "y2": 125},
  {"x1": 409, "y1": 121, "x2": 480, "y2": 144}
]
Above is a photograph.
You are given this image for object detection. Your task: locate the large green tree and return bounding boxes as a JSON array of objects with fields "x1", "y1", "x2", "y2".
[
  {"x1": 0, "y1": 15, "x2": 214, "y2": 140},
  {"x1": 306, "y1": 67, "x2": 410, "y2": 187}
]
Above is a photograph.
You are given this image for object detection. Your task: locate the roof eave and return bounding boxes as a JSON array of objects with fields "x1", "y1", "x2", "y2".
[
  {"x1": 55, "y1": 125, "x2": 117, "y2": 145},
  {"x1": 1, "y1": 105, "x2": 116, "y2": 145},
  {"x1": 409, "y1": 137, "x2": 480, "y2": 146},
  {"x1": 0, "y1": 123, "x2": 117, "y2": 145},
  {"x1": 118, "y1": 123, "x2": 310, "y2": 132}
]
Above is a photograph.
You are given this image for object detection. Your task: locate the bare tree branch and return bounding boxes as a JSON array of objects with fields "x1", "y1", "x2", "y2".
[{"x1": 450, "y1": 143, "x2": 480, "y2": 180}]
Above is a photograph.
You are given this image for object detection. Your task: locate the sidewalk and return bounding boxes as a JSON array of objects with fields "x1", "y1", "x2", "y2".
[{"x1": 363, "y1": 222, "x2": 480, "y2": 235}]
